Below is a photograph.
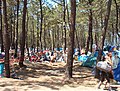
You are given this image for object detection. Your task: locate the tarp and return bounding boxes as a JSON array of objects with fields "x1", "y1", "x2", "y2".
[
  {"x1": 81, "y1": 56, "x2": 97, "y2": 68},
  {"x1": 113, "y1": 63, "x2": 120, "y2": 81},
  {"x1": 78, "y1": 55, "x2": 88, "y2": 62}
]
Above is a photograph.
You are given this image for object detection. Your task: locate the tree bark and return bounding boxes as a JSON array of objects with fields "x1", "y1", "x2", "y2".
[
  {"x1": 63, "y1": 0, "x2": 67, "y2": 51},
  {"x1": 101, "y1": 0, "x2": 112, "y2": 51},
  {"x1": 0, "y1": 0, "x2": 4, "y2": 52},
  {"x1": 19, "y1": 0, "x2": 27, "y2": 67},
  {"x1": 86, "y1": 0, "x2": 93, "y2": 54},
  {"x1": 66, "y1": 0, "x2": 76, "y2": 79},
  {"x1": 114, "y1": 0, "x2": 120, "y2": 37},
  {"x1": 37, "y1": 15, "x2": 39, "y2": 52},
  {"x1": 2, "y1": 0, "x2": 10, "y2": 78},
  {"x1": 15, "y1": 0, "x2": 19, "y2": 58},
  {"x1": 39, "y1": 0, "x2": 43, "y2": 50},
  {"x1": 43, "y1": 17, "x2": 46, "y2": 50}
]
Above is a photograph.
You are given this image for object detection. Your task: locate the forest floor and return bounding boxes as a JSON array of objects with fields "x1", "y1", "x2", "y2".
[{"x1": 0, "y1": 61, "x2": 120, "y2": 91}]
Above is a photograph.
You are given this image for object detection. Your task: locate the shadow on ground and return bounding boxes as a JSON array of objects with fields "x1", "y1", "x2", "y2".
[{"x1": 0, "y1": 61, "x2": 97, "y2": 90}]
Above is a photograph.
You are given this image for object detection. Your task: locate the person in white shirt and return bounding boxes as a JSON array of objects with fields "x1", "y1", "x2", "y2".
[{"x1": 112, "y1": 52, "x2": 120, "y2": 69}]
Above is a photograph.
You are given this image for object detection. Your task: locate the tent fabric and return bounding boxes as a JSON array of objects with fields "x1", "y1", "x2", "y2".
[
  {"x1": 81, "y1": 56, "x2": 97, "y2": 68},
  {"x1": 78, "y1": 55, "x2": 88, "y2": 62},
  {"x1": 113, "y1": 63, "x2": 120, "y2": 81}
]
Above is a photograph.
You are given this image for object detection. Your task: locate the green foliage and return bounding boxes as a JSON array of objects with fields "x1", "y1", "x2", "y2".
[{"x1": 2, "y1": 0, "x2": 120, "y2": 49}]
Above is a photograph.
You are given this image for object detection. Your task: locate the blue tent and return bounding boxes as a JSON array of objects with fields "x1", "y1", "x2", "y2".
[
  {"x1": 78, "y1": 55, "x2": 88, "y2": 62},
  {"x1": 113, "y1": 63, "x2": 120, "y2": 81},
  {"x1": 81, "y1": 56, "x2": 97, "y2": 68}
]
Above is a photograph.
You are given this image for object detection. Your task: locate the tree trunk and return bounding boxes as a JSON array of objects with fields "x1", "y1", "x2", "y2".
[
  {"x1": 95, "y1": 17, "x2": 98, "y2": 47},
  {"x1": 114, "y1": 0, "x2": 120, "y2": 37},
  {"x1": 86, "y1": 0, "x2": 93, "y2": 54},
  {"x1": 15, "y1": 0, "x2": 19, "y2": 58},
  {"x1": 0, "y1": 0, "x2": 4, "y2": 52},
  {"x1": 39, "y1": 0, "x2": 43, "y2": 50},
  {"x1": 2, "y1": 0, "x2": 10, "y2": 78},
  {"x1": 10, "y1": 7, "x2": 15, "y2": 49},
  {"x1": 32, "y1": 20, "x2": 35, "y2": 52},
  {"x1": 43, "y1": 17, "x2": 46, "y2": 50},
  {"x1": 66, "y1": 0, "x2": 76, "y2": 79},
  {"x1": 26, "y1": 10, "x2": 29, "y2": 57},
  {"x1": 19, "y1": 0, "x2": 27, "y2": 67},
  {"x1": 101, "y1": 0, "x2": 112, "y2": 51},
  {"x1": 37, "y1": 15, "x2": 39, "y2": 52},
  {"x1": 63, "y1": 0, "x2": 67, "y2": 51}
]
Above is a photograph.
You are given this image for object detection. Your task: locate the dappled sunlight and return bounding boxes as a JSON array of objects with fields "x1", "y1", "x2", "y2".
[{"x1": 0, "y1": 61, "x2": 99, "y2": 91}]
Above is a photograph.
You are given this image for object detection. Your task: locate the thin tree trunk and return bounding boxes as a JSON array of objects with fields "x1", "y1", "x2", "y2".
[
  {"x1": 0, "y1": 0, "x2": 4, "y2": 52},
  {"x1": 32, "y1": 20, "x2": 35, "y2": 52},
  {"x1": 37, "y1": 15, "x2": 39, "y2": 52},
  {"x1": 15, "y1": 0, "x2": 19, "y2": 58},
  {"x1": 63, "y1": 0, "x2": 67, "y2": 51},
  {"x1": 13, "y1": 7, "x2": 16, "y2": 49},
  {"x1": 66, "y1": 0, "x2": 76, "y2": 79},
  {"x1": 114, "y1": 0, "x2": 120, "y2": 37},
  {"x1": 26, "y1": 10, "x2": 29, "y2": 57},
  {"x1": 39, "y1": 0, "x2": 43, "y2": 50},
  {"x1": 75, "y1": 31, "x2": 80, "y2": 49},
  {"x1": 57, "y1": 25, "x2": 60, "y2": 50},
  {"x1": 10, "y1": 8, "x2": 13, "y2": 49},
  {"x1": 112, "y1": 23, "x2": 115, "y2": 44},
  {"x1": 101, "y1": 0, "x2": 112, "y2": 51},
  {"x1": 86, "y1": 0, "x2": 93, "y2": 53},
  {"x1": 52, "y1": 30, "x2": 55, "y2": 51},
  {"x1": 11, "y1": 7, "x2": 16, "y2": 49},
  {"x1": 19, "y1": 0, "x2": 27, "y2": 67},
  {"x1": 2, "y1": 0, "x2": 10, "y2": 78},
  {"x1": 95, "y1": 17, "x2": 98, "y2": 47},
  {"x1": 43, "y1": 17, "x2": 46, "y2": 50}
]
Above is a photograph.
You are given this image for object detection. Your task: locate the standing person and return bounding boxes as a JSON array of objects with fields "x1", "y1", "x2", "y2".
[
  {"x1": 97, "y1": 53, "x2": 113, "y2": 90},
  {"x1": 112, "y1": 52, "x2": 120, "y2": 69}
]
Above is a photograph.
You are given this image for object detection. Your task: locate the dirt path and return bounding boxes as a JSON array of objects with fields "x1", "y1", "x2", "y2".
[{"x1": 0, "y1": 61, "x2": 119, "y2": 91}]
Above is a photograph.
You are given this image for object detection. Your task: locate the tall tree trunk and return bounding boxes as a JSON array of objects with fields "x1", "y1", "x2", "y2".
[
  {"x1": 0, "y1": 0, "x2": 4, "y2": 52},
  {"x1": 75, "y1": 31, "x2": 80, "y2": 49},
  {"x1": 112, "y1": 23, "x2": 115, "y2": 44},
  {"x1": 19, "y1": 0, "x2": 27, "y2": 67},
  {"x1": 95, "y1": 17, "x2": 98, "y2": 47},
  {"x1": 39, "y1": 0, "x2": 43, "y2": 50},
  {"x1": 43, "y1": 17, "x2": 46, "y2": 50},
  {"x1": 2, "y1": 0, "x2": 10, "y2": 78},
  {"x1": 13, "y1": 7, "x2": 16, "y2": 49},
  {"x1": 63, "y1": 0, "x2": 67, "y2": 51},
  {"x1": 26, "y1": 10, "x2": 29, "y2": 57},
  {"x1": 114, "y1": 0, "x2": 120, "y2": 37},
  {"x1": 57, "y1": 25, "x2": 60, "y2": 50},
  {"x1": 10, "y1": 8, "x2": 13, "y2": 49},
  {"x1": 37, "y1": 15, "x2": 39, "y2": 52},
  {"x1": 52, "y1": 30, "x2": 55, "y2": 51},
  {"x1": 11, "y1": 7, "x2": 16, "y2": 49},
  {"x1": 66, "y1": 0, "x2": 76, "y2": 79},
  {"x1": 101, "y1": 0, "x2": 112, "y2": 52},
  {"x1": 15, "y1": 0, "x2": 19, "y2": 58},
  {"x1": 32, "y1": 20, "x2": 35, "y2": 52},
  {"x1": 86, "y1": 0, "x2": 93, "y2": 53}
]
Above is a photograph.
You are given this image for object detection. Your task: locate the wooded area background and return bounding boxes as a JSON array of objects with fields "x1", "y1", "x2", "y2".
[{"x1": 0, "y1": 0, "x2": 120, "y2": 78}]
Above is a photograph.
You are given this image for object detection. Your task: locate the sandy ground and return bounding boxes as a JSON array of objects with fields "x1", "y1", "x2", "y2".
[{"x1": 0, "y1": 61, "x2": 120, "y2": 91}]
